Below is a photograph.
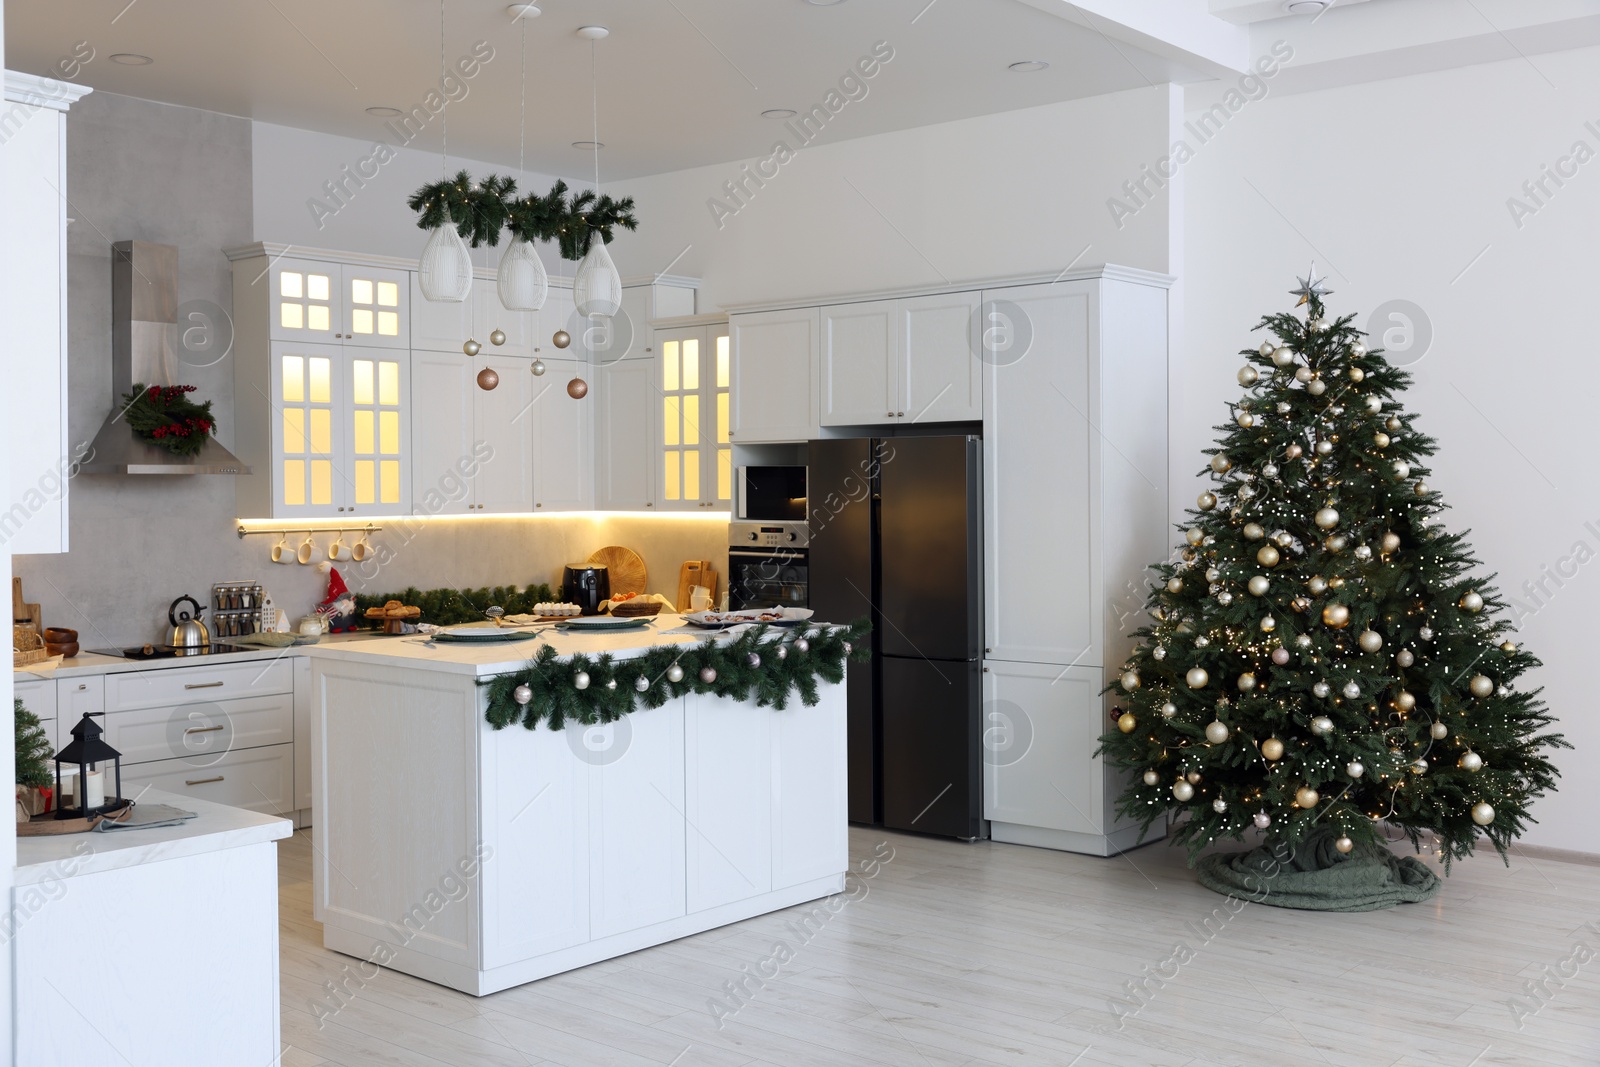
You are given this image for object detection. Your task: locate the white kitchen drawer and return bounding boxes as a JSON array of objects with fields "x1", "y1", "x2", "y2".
[
  {"x1": 120, "y1": 742, "x2": 295, "y2": 816},
  {"x1": 104, "y1": 658, "x2": 293, "y2": 713},
  {"x1": 15, "y1": 677, "x2": 56, "y2": 721},
  {"x1": 105, "y1": 692, "x2": 294, "y2": 767},
  {"x1": 57, "y1": 675, "x2": 104, "y2": 724}
]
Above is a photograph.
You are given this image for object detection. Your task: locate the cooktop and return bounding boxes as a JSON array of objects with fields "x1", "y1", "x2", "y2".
[{"x1": 88, "y1": 643, "x2": 253, "y2": 661}]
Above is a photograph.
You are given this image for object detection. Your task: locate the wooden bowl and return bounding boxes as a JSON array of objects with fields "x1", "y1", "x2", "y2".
[
  {"x1": 44, "y1": 627, "x2": 78, "y2": 644},
  {"x1": 45, "y1": 641, "x2": 79, "y2": 659}
]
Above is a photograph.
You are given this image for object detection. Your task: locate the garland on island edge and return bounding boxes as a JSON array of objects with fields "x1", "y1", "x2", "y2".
[
  {"x1": 120, "y1": 384, "x2": 216, "y2": 457},
  {"x1": 408, "y1": 171, "x2": 637, "y2": 258},
  {"x1": 482, "y1": 618, "x2": 872, "y2": 731}
]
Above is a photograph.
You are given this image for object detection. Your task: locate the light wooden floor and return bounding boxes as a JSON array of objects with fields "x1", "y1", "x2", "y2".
[{"x1": 276, "y1": 826, "x2": 1600, "y2": 1067}]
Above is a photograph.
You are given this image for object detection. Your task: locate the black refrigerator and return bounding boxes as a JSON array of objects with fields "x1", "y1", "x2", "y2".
[{"x1": 808, "y1": 435, "x2": 984, "y2": 840}]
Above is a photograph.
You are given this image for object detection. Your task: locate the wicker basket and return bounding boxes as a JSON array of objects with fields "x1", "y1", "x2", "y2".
[
  {"x1": 609, "y1": 599, "x2": 664, "y2": 618},
  {"x1": 13, "y1": 626, "x2": 48, "y2": 668}
]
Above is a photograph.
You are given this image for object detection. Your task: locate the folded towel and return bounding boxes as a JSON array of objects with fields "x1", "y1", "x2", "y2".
[{"x1": 95, "y1": 802, "x2": 198, "y2": 832}]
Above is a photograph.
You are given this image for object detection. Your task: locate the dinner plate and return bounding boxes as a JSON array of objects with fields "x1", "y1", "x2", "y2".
[
  {"x1": 556, "y1": 616, "x2": 652, "y2": 632},
  {"x1": 433, "y1": 627, "x2": 541, "y2": 643},
  {"x1": 681, "y1": 608, "x2": 814, "y2": 629}
]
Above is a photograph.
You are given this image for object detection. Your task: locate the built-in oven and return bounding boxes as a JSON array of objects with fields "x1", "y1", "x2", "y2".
[
  {"x1": 735, "y1": 465, "x2": 808, "y2": 522},
  {"x1": 727, "y1": 522, "x2": 809, "y2": 611}
]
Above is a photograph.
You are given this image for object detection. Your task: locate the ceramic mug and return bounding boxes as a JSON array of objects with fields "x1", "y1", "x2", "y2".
[
  {"x1": 689, "y1": 585, "x2": 713, "y2": 613},
  {"x1": 271, "y1": 536, "x2": 295, "y2": 565},
  {"x1": 297, "y1": 535, "x2": 316, "y2": 565},
  {"x1": 350, "y1": 533, "x2": 372, "y2": 563},
  {"x1": 327, "y1": 533, "x2": 351, "y2": 562}
]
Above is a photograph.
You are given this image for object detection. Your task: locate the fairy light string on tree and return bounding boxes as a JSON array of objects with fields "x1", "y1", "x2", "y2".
[{"x1": 1097, "y1": 267, "x2": 1566, "y2": 906}]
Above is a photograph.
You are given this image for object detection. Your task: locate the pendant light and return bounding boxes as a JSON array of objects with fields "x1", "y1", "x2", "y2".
[
  {"x1": 571, "y1": 26, "x2": 623, "y2": 318},
  {"x1": 418, "y1": 0, "x2": 472, "y2": 302},
  {"x1": 497, "y1": 8, "x2": 550, "y2": 311}
]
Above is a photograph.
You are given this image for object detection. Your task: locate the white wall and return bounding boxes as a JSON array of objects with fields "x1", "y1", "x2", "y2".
[
  {"x1": 251, "y1": 122, "x2": 573, "y2": 264},
  {"x1": 610, "y1": 85, "x2": 1180, "y2": 310},
  {"x1": 1181, "y1": 46, "x2": 1600, "y2": 855}
]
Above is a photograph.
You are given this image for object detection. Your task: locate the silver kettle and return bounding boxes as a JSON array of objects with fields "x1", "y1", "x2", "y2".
[{"x1": 166, "y1": 594, "x2": 211, "y2": 650}]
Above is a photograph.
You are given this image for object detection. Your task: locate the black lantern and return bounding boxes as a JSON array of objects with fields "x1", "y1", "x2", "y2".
[{"x1": 55, "y1": 712, "x2": 122, "y2": 820}]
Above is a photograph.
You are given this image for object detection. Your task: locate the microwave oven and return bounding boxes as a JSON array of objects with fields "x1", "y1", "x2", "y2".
[{"x1": 735, "y1": 465, "x2": 807, "y2": 522}]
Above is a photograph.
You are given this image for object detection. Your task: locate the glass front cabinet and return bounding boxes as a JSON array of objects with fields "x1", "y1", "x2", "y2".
[{"x1": 655, "y1": 321, "x2": 732, "y2": 511}]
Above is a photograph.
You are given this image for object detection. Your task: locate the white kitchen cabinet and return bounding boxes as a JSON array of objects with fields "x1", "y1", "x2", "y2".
[
  {"x1": 16, "y1": 677, "x2": 58, "y2": 750},
  {"x1": 685, "y1": 698, "x2": 773, "y2": 913},
  {"x1": 268, "y1": 257, "x2": 409, "y2": 350},
  {"x1": 588, "y1": 704, "x2": 687, "y2": 939},
  {"x1": 473, "y1": 356, "x2": 537, "y2": 513},
  {"x1": 821, "y1": 292, "x2": 980, "y2": 427},
  {"x1": 729, "y1": 307, "x2": 821, "y2": 444},
  {"x1": 411, "y1": 350, "x2": 537, "y2": 514},
  {"x1": 531, "y1": 358, "x2": 593, "y2": 512},
  {"x1": 656, "y1": 320, "x2": 732, "y2": 511},
  {"x1": 410, "y1": 270, "x2": 477, "y2": 352},
  {"x1": 119, "y1": 743, "x2": 296, "y2": 816},
  {"x1": 982, "y1": 660, "x2": 1106, "y2": 840},
  {"x1": 3, "y1": 73, "x2": 89, "y2": 555},
  {"x1": 594, "y1": 358, "x2": 657, "y2": 510}
]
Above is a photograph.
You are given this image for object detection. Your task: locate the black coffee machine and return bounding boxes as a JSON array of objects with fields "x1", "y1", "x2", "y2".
[{"x1": 561, "y1": 563, "x2": 611, "y2": 615}]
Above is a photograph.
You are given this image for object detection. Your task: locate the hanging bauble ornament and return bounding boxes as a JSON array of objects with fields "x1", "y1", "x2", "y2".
[
  {"x1": 1460, "y1": 751, "x2": 1484, "y2": 772},
  {"x1": 1395, "y1": 689, "x2": 1417, "y2": 710},
  {"x1": 1205, "y1": 720, "x2": 1231, "y2": 743},
  {"x1": 1328, "y1": 576, "x2": 1345, "y2": 589},
  {"x1": 1260, "y1": 616, "x2": 1277, "y2": 632},
  {"x1": 490, "y1": 328, "x2": 508, "y2": 346},
  {"x1": 1295, "y1": 786, "x2": 1320, "y2": 808},
  {"x1": 1460, "y1": 592, "x2": 1484, "y2": 613},
  {"x1": 1295, "y1": 634, "x2": 1312, "y2": 648},
  {"x1": 794, "y1": 637, "x2": 809, "y2": 653},
  {"x1": 1160, "y1": 702, "x2": 1177, "y2": 718},
  {"x1": 1271, "y1": 647, "x2": 1290, "y2": 665},
  {"x1": 1205, "y1": 567, "x2": 1222, "y2": 583},
  {"x1": 1472, "y1": 802, "x2": 1495, "y2": 826},
  {"x1": 1390, "y1": 460, "x2": 1413, "y2": 480},
  {"x1": 1261, "y1": 738, "x2": 1284, "y2": 760},
  {"x1": 1501, "y1": 641, "x2": 1518, "y2": 652},
  {"x1": 1285, "y1": 443, "x2": 1303, "y2": 460},
  {"x1": 463, "y1": 337, "x2": 482, "y2": 357},
  {"x1": 842, "y1": 641, "x2": 853, "y2": 655},
  {"x1": 476, "y1": 366, "x2": 500, "y2": 391},
  {"x1": 1276, "y1": 401, "x2": 1291, "y2": 414},
  {"x1": 1365, "y1": 395, "x2": 1383, "y2": 413},
  {"x1": 1430, "y1": 721, "x2": 1448, "y2": 739},
  {"x1": 1307, "y1": 576, "x2": 1328, "y2": 595},
  {"x1": 573, "y1": 670, "x2": 591, "y2": 690},
  {"x1": 513, "y1": 684, "x2": 533, "y2": 705},
  {"x1": 775, "y1": 645, "x2": 788, "y2": 660},
  {"x1": 1307, "y1": 379, "x2": 1327, "y2": 395},
  {"x1": 1419, "y1": 627, "x2": 1434, "y2": 641},
  {"x1": 1253, "y1": 811, "x2": 1271, "y2": 829},
  {"x1": 1194, "y1": 636, "x2": 1211, "y2": 648},
  {"x1": 1120, "y1": 670, "x2": 1141, "y2": 691},
  {"x1": 1321, "y1": 604, "x2": 1350, "y2": 628},
  {"x1": 1353, "y1": 545, "x2": 1372, "y2": 562},
  {"x1": 1152, "y1": 647, "x2": 1167, "y2": 661},
  {"x1": 1396, "y1": 649, "x2": 1415, "y2": 668},
  {"x1": 1334, "y1": 836, "x2": 1354, "y2": 854},
  {"x1": 1188, "y1": 770, "x2": 1204, "y2": 784},
  {"x1": 1325, "y1": 535, "x2": 1348, "y2": 553},
  {"x1": 1237, "y1": 412, "x2": 1255, "y2": 428},
  {"x1": 552, "y1": 329, "x2": 572, "y2": 349},
  {"x1": 497, "y1": 236, "x2": 550, "y2": 311},
  {"x1": 1166, "y1": 578, "x2": 1183, "y2": 594},
  {"x1": 567, "y1": 377, "x2": 589, "y2": 399},
  {"x1": 1172, "y1": 780, "x2": 1195, "y2": 802},
  {"x1": 1308, "y1": 316, "x2": 1328, "y2": 332},
  {"x1": 1294, "y1": 366, "x2": 1314, "y2": 384},
  {"x1": 1248, "y1": 575, "x2": 1270, "y2": 596},
  {"x1": 1350, "y1": 367, "x2": 1365, "y2": 382},
  {"x1": 1212, "y1": 797, "x2": 1228, "y2": 814},
  {"x1": 1373, "y1": 431, "x2": 1389, "y2": 448},
  {"x1": 634, "y1": 676, "x2": 650, "y2": 692},
  {"x1": 1311, "y1": 715, "x2": 1334, "y2": 735},
  {"x1": 1315, "y1": 439, "x2": 1334, "y2": 455},
  {"x1": 1238, "y1": 366, "x2": 1258, "y2": 386},
  {"x1": 1142, "y1": 769, "x2": 1161, "y2": 786},
  {"x1": 1186, "y1": 527, "x2": 1205, "y2": 545},
  {"x1": 573, "y1": 229, "x2": 623, "y2": 317},
  {"x1": 418, "y1": 224, "x2": 473, "y2": 302},
  {"x1": 1347, "y1": 761, "x2": 1365, "y2": 778},
  {"x1": 1386, "y1": 415, "x2": 1403, "y2": 432},
  {"x1": 1271, "y1": 346, "x2": 1295, "y2": 367},
  {"x1": 1351, "y1": 342, "x2": 1367, "y2": 357},
  {"x1": 1381, "y1": 532, "x2": 1401, "y2": 553},
  {"x1": 1496, "y1": 685, "x2": 1510, "y2": 698},
  {"x1": 1342, "y1": 681, "x2": 1361, "y2": 700},
  {"x1": 666, "y1": 663, "x2": 685, "y2": 683},
  {"x1": 1236, "y1": 673, "x2": 1256, "y2": 693},
  {"x1": 1411, "y1": 758, "x2": 1429, "y2": 774},
  {"x1": 1186, "y1": 667, "x2": 1210, "y2": 689},
  {"x1": 1257, "y1": 545, "x2": 1280, "y2": 567},
  {"x1": 1312, "y1": 681, "x2": 1331, "y2": 698},
  {"x1": 1117, "y1": 712, "x2": 1138, "y2": 734},
  {"x1": 1358, "y1": 630, "x2": 1383, "y2": 653},
  {"x1": 1243, "y1": 523, "x2": 1265, "y2": 541},
  {"x1": 1469, "y1": 674, "x2": 1494, "y2": 698},
  {"x1": 699, "y1": 666, "x2": 718, "y2": 684},
  {"x1": 1197, "y1": 492, "x2": 1218, "y2": 511},
  {"x1": 531, "y1": 358, "x2": 547, "y2": 376},
  {"x1": 605, "y1": 679, "x2": 617, "y2": 691},
  {"x1": 1210, "y1": 454, "x2": 1231, "y2": 473}
]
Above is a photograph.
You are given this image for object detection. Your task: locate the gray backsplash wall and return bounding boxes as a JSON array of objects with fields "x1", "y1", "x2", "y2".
[{"x1": 16, "y1": 92, "x2": 725, "y2": 649}]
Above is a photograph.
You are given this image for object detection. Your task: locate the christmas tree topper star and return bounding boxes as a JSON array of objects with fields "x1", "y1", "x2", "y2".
[{"x1": 1290, "y1": 264, "x2": 1333, "y2": 307}]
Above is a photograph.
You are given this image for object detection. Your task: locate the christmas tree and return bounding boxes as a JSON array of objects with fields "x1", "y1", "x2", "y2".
[{"x1": 1098, "y1": 269, "x2": 1566, "y2": 883}]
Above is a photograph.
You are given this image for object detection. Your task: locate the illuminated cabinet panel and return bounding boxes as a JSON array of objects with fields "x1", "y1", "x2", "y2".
[
  {"x1": 652, "y1": 320, "x2": 730, "y2": 512},
  {"x1": 268, "y1": 259, "x2": 411, "y2": 349},
  {"x1": 342, "y1": 266, "x2": 411, "y2": 350}
]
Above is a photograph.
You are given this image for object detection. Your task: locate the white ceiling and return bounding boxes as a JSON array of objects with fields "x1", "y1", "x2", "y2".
[{"x1": 4, "y1": 0, "x2": 1213, "y2": 180}]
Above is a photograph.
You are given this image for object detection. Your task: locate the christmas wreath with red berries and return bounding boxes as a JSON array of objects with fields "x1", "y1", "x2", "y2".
[{"x1": 120, "y1": 384, "x2": 216, "y2": 457}]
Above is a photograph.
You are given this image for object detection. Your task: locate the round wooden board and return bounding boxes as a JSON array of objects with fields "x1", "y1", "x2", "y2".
[
  {"x1": 19, "y1": 798, "x2": 133, "y2": 836},
  {"x1": 588, "y1": 545, "x2": 647, "y2": 596}
]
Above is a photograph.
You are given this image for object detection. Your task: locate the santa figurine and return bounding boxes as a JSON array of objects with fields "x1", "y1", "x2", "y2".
[{"x1": 315, "y1": 562, "x2": 359, "y2": 633}]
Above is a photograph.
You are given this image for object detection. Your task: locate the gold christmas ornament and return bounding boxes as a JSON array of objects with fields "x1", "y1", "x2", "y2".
[
  {"x1": 1308, "y1": 576, "x2": 1328, "y2": 595},
  {"x1": 1307, "y1": 379, "x2": 1327, "y2": 395},
  {"x1": 552, "y1": 329, "x2": 572, "y2": 349},
  {"x1": 1285, "y1": 443, "x2": 1303, "y2": 460},
  {"x1": 1373, "y1": 432, "x2": 1389, "y2": 447},
  {"x1": 1243, "y1": 523, "x2": 1265, "y2": 541},
  {"x1": 463, "y1": 337, "x2": 482, "y2": 356},
  {"x1": 1325, "y1": 535, "x2": 1348, "y2": 553},
  {"x1": 1173, "y1": 780, "x2": 1195, "y2": 802},
  {"x1": 1186, "y1": 527, "x2": 1205, "y2": 546},
  {"x1": 475, "y1": 366, "x2": 500, "y2": 391},
  {"x1": 1469, "y1": 674, "x2": 1494, "y2": 698},
  {"x1": 1381, "y1": 531, "x2": 1401, "y2": 553},
  {"x1": 1205, "y1": 720, "x2": 1230, "y2": 743},
  {"x1": 1186, "y1": 667, "x2": 1210, "y2": 689},
  {"x1": 1358, "y1": 629, "x2": 1383, "y2": 653},
  {"x1": 1160, "y1": 701, "x2": 1178, "y2": 718},
  {"x1": 1166, "y1": 577, "x2": 1183, "y2": 594},
  {"x1": 1142, "y1": 769, "x2": 1161, "y2": 786},
  {"x1": 1414, "y1": 481, "x2": 1430, "y2": 496},
  {"x1": 489, "y1": 328, "x2": 507, "y2": 346},
  {"x1": 1294, "y1": 366, "x2": 1314, "y2": 384},
  {"x1": 1238, "y1": 366, "x2": 1259, "y2": 386},
  {"x1": 1395, "y1": 689, "x2": 1417, "y2": 710},
  {"x1": 1459, "y1": 592, "x2": 1484, "y2": 613},
  {"x1": 1120, "y1": 670, "x2": 1142, "y2": 691},
  {"x1": 1386, "y1": 415, "x2": 1402, "y2": 432},
  {"x1": 1258, "y1": 341, "x2": 1275, "y2": 357},
  {"x1": 1261, "y1": 738, "x2": 1285, "y2": 761},
  {"x1": 1501, "y1": 641, "x2": 1518, "y2": 652},
  {"x1": 1248, "y1": 575, "x2": 1271, "y2": 597},
  {"x1": 1314, "y1": 507, "x2": 1340, "y2": 530},
  {"x1": 1117, "y1": 712, "x2": 1138, "y2": 734},
  {"x1": 1321, "y1": 603, "x2": 1350, "y2": 628},
  {"x1": 531, "y1": 358, "x2": 547, "y2": 376},
  {"x1": 1315, "y1": 440, "x2": 1334, "y2": 456},
  {"x1": 566, "y1": 377, "x2": 589, "y2": 399},
  {"x1": 1295, "y1": 786, "x2": 1320, "y2": 808},
  {"x1": 1211, "y1": 454, "x2": 1231, "y2": 473},
  {"x1": 1430, "y1": 721, "x2": 1448, "y2": 739},
  {"x1": 1237, "y1": 412, "x2": 1255, "y2": 428},
  {"x1": 1471, "y1": 802, "x2": 1495, "y2": 826},
  {"x1": 1237, "y1": 672, "x2": 1256, "y2": 692},
  {"x1": 1187, "y1": 771, "x2": 1203, "y2": 784},
  {"x1": 1197, "y1": 492, "x2": 1218, "y2": 511},
  {"x1": 1327, "y1": 576, "x2": 1345, "y2": 589},
  {"x1": 1257, "y1": 545, "x2": 1280, "y2": 567},
  {"x1": 1349, "y1": 367, "x2": 1365, "y2": 382}
]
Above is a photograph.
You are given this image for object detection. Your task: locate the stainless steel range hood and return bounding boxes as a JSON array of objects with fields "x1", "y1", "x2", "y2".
[{"x1": 82, "y1": 240, "x2": 249, "y2": 475}]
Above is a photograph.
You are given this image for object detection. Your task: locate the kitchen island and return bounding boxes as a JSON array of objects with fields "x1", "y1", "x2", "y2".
[{"x1": 305, "y1": 621, "x2": 849, "y2": 996}]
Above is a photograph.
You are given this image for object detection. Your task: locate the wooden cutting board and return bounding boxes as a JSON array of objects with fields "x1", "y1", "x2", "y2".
[
  {"x1": 675, "y1": 560, "x2": 720, "y2": 612},
  {"x1": 12, "y1": 577, "x2": 40, "y2": 636},
  {"x1": 588, "y1": 545, "x2": 647, "y2": 596}
]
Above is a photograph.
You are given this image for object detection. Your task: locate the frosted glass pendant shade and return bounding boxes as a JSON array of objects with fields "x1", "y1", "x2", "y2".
[
  {"x1": 572, "y1": 232, "x2": 622, "y2": 317},
  {"x1": 418, "y1": 225, "x2": 472, "y2": 302},
  {"x1": 497, "y1": 237, "x2": 549, "y2": 311}
]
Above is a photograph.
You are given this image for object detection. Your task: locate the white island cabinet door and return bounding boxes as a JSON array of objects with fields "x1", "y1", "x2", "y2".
[
  {"x1": 983, "y1": 660, "x2": 1103, "y2": 839},
  {"x1": 587, "y1": 702, "x2": 687, "y2": 940},
  {"x1": 410, "y1": 350, "x2": 475, "y2": 514},
  {"x1": 982, "y1": 284, "x2": 1097, "y2": 667},
  {"x1": 820, "y1": 300, "x2": 897, "y2": 426},
  {"x1": 729, "y1": 308, "x2": 820, "y2": 443},
  {"x1": 772, "y1": 690, "x2": 850, "y2": 889},
  {"x1": 900, "y1": 291, "x2": 981, "y2": 423},
  {"x1": 685, "y1": 696, "x2": 773, "y2": 913},
  {"x1": 482, "y1": 715, "x2": 590, "y2": 967}
]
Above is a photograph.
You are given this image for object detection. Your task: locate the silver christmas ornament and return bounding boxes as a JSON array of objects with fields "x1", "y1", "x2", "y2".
[
  {"x1": 463, "y1": 337, "x2": 482, "y2": 356},
  {"x1": 1195, "y1": 636, "x2": 1211, "y2": 648},
  {"x1": 1212, "y1": 797, "x2": 1229, "y2": 814},
  {"x1": 1307, "y1": 379, "x2": 1327, "y2": 395},
  {"x1": 1187, "y1": 526, "x2": 1205, "y2": 545},
  {"x1": 1472, "y1": 802, "x2": 1495, "y2": 826},
  {"x1": 1347, "y1": 761, "x2": 1365, "y2": 778},
  {"x1": 1206, "y1": 720, "x2": 1231, "y2": 743},
  {"x1": 635, "y1": 676, "x2": 651, "y2": 692},
  {"x1": 1411, "y1": 758, "x2": 1429, "y2": 774},
  {"x1": 794, "y1": 638, "x2": 810, "y2": 653},
  {"x1": 1173, "y1": 780, "x2": 1195, "y2": 802},
  {"x1": 489, "y1": 328, "x2": 507, "y2": 346},
  {"x1": 1295, "y1": 366, "x2": 1314, "y2": 384},
  {"x1": 1206, "y1": 567, "x2": 1222, "y2": 582},
  {"x1": 1295, "y1": 634, "x2": 1312, "y2": 648},
  {"x1": 1161, "y1": 702, "x2": 1178, "y2": 718},
  {"x1": 1217, "y1": 591, "x2": 1234, "y2": 605},
  {"x1": 700, "y1": 666, "x2": 719, "y2": 684},
  {"x1": 1258, "y1": 341, "x2": 1275, "y2": 357},
  {"x1": 1342, "y1": 681, "x2": 1361, "y2": 699},
  {"x1": 1315, "y1": 439, "x2": 1334, "y2": 455},
  {"x1": 1393, "y1": 460, "x2": 1411, "y2": 478},
  {"x1": 1314, "y1": 507, "x2": 1340, "y2": 530},
  {"x1": 1260, "y1": 615, "x2": 1276, "y2": 632},
  {"x1": 1313, "y1": 681, "x2": 1331, "y2": 698},
  {"x1": 1262, "y1": 463, "x2": 1279, "y2": 478},
  {"x1": 1237, "y1": 672, "x2": 1257, "y2": 692},
  {"x1": 1460, "y1": 751, "x2": 1484, "y2": 772},
  {"x1": 1238, "y1": 366, "x2": 1259, "y2": 386},
  {"x1": 605, "y1": 679, "x2": 617, "y2": 691},
  {"x1": 531, "y1": 358, "x2": 547, "y2": 376},
  {"x1": 1311, "y1": 716, "x2": 1333, "y2": 735},
  {"x1": 1272, "y1": 647, "x2": 1290, "y2": 665},
  {"x1": 1325, "y1": 535, "x2": 1348, "y2": 553},
  {"x1": 1459, "y1": 592, "x2": 1484, "y2": 613},
  {"x1": 1430, "y1": 721, "x2": 1449, "y2": 739},
  {"x1": 1276, "y1": 402, "x2": 1291, "y2": 414},
  {"x1": 1308, "y1": 576, "x2": 1328, "y2": 595},
  {"x1": 1247, "y1": 575, "x2": 1270, "y2": 596},
  {"x1": 1143, "y1": 770, "x2": 1161, "y2": 786},
  {"x1": 1211, "y1": 454, "x2": 1232, "y2": 473},
  {"x1": 1469, "y1": 674, "x2": 1494, "y2": 698},
  {"x1": 1197, "y1": 492, "x2": 1218, "y2": 511},
  {"x1": 573, "y1": 670, "x2": 591, "y2": 690},
  {"x1": 1496, "y1": 685, "x2": 1510, "y2": 698},
  {"x1": 1419, "y1": 627, "x2": 1434, "y2": 641},
  {"x1": 1243, "y1": 523, "x2": 1266, "y2": 541},
  {"x1": 1121, "y1": 670, "x2": 1142, "y2": 691},
  {"x1": 1354, "y1": 545, "x2": 1372, "y2": 561},
  {"x1": 1153, "y1": 647, "x2": 1167, "y2": 660},
  {"x1": 747, "y1": 652, "x2": 762, "y2": 668},
  {"x1": 513, "y1": 684, "x2": 533, "y2": 705},
  {"x1": 1272, "y1": 345, "x2": 1295, "y2": 367},
  {"x1": 1396, "y1": 690, "x2": 1417, "y2": 710},
  {"x1": 1335, "y1": 836, "x2": 1354, "y2": 855},
  {"x1": 1351, "y1": 342, "x2": 1368, "y2": 357},
  {"x1": 1381, "y1": 532, "x2": 1401, "y2": 553},
  {"x1": 775, "y1": 645, "x2": 787, "y2": 660},
  {"x1": 1186, "y1": 667, "x2": 1210, "y2": 689},
  {"x1": 1358, "y1": 630, "x2": 1383, "y2": 653},
  {"x1": 1365, "y1": 396, "x2": 1383, "y2": 413},
  {"x1": 1254, "y1": 811, "x2": 1272, "y2": 829},
  {"x1": 667, "y1": 663, "x2": 685, "y2": 683},
  {"x1": 1397, "y1": 649, "x2": 1415, "y2": 667}
]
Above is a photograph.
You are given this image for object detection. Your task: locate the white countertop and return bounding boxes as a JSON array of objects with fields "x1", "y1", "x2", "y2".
[
  {"x1": 14, "y1": 788, "x2": 292, "y2": 886},
  {"x1": 15, "y1": 617, "x2": 819, "y2": 681}
]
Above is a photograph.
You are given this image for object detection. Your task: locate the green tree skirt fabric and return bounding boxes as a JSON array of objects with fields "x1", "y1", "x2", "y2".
[{"x1": 1196, "y1": 827, "x2": 1441, "y2": 911}]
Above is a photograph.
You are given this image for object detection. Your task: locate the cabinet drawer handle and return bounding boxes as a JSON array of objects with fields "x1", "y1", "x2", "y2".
[
  {"x1": 186, "y1": 775, "x2": 224, "y2": 786},
  {"x1": 184, "y1": 724, "x2": 225, "y2": 735},
  {"x1": 184, "y1": 681, "x2": 226, "y2": 690},
  {"x1": 897, "y1": 411, "x2": 904, "y2": 417},
  {"x1": 77, "y1": 683, "x2": 87, "y2": 690}
]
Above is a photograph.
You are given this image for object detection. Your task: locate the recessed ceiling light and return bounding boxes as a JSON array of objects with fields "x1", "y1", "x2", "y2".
[
  {"x1": 576, "y1": 25, "x2": 610, "y2": 40},
  {"x1": 804, "y1": 0, "x2": 848, "y2": 5},
  {"x1": 506, "y1": 3, "x2": 541, "y2": 18},
  {"x1": 761, "y1": 109, "x2": 798, "y2": 120},
  {"x1": 1008, "y1": 60, "x2": 1049, "y2": 73},
  {"x1": 572, "y1": 141, "x2": 605, "y2": 150},
  {"x1": 1283, "y1": 0, "x2": 1328, "y2": 11},
  {"x1": 365, "y1": 106, "x2": 403, "y2": 118},
  {"x1": 109, "y1": 53, "x2": 154, "y2": 66}
]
